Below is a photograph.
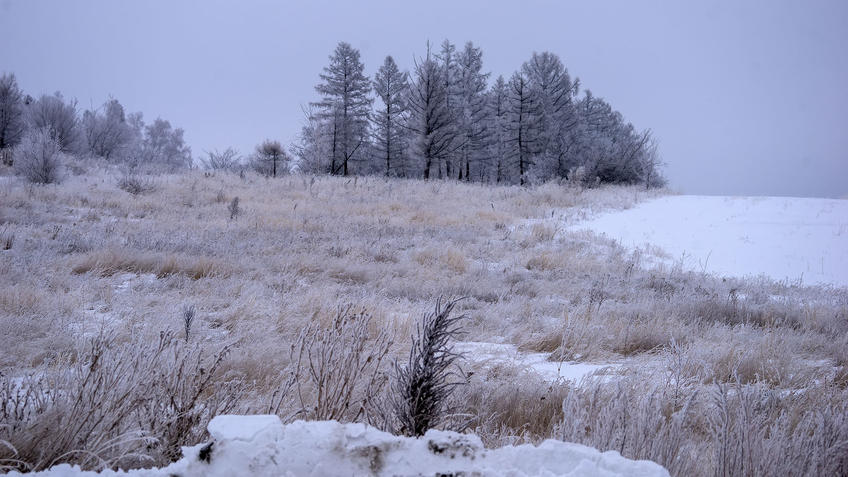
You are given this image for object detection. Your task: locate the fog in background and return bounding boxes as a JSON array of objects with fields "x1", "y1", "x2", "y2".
[{"x1": 2, "y1": 0, "x2": 846, "y2": 198}]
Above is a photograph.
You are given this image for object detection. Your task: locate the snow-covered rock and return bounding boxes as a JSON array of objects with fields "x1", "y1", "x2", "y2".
[{"x1": 13, "y1": 415, "x2": 670, "y2": 477}]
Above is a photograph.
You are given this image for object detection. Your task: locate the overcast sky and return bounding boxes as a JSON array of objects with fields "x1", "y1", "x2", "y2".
[{"x1": 2, "y1": 0, "x2": 846, "y2": 197}]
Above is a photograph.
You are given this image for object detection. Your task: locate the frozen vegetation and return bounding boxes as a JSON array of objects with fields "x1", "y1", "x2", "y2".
[
  {"x1": 1, "y1": 40, "x2": 846, "y2": 477},
  {"x1": 1, "y1": 168, "x2": 846, "y2": 476}
]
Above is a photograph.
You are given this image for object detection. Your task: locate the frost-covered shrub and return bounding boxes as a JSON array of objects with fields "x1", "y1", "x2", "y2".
[
  {"x1": 392, "y1": 298, "x2": 468, "y2": 437},
  {"x1": 289, "y1": 307, "x2": 392, "y2": 423},
  {"x1": 13, "y1": 128, "x2": 64, "y2": 184},
  {"x1": 117, "y1": 173, "x2": 156, "y2": 195},
  {"x1": 0, "y1": 332, "x2": 242, "y2": 472}
]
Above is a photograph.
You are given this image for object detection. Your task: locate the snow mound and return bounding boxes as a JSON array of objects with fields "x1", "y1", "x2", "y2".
[
  {"x1": 16, "y1": 415, "x2": 670, "y2": 477},
  {"x1": 575, "y1": 195, "x2": 848, "y2": 287}
]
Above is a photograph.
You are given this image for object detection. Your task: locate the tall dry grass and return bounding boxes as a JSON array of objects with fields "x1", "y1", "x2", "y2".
[{"x1": 1, "y1": 165, "x2": 846, "y2": 475}]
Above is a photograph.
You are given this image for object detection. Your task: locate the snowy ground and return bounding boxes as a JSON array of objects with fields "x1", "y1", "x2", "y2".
[
  {"x1": 573, "y1": 195, "x2": 848, "y2": 288},
  {"x1": 13, "y1": 415, "x2": 669, "y2": 477},
  {"x1": 457, "y1": 341, "x2": 617, "y2": 383}
]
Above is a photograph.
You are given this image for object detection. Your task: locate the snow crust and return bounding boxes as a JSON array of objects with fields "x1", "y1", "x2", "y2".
[
  {"x1": 14, "y1": 415, "x2": 670, "y2": 477},
  {"x1": 575, "y1": 195, "x2": 848, "y2": 287}
]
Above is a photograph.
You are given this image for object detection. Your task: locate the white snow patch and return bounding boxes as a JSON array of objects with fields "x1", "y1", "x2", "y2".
[
  {"x1": 13, "y1": 416, "x2": 670, "y2": 477},
  {"x1": 574, "y1": 195, "x2": 848, "y2": 287},
  {"x1": 458, "y1": 341, "x2": 617, "y2": 383}
]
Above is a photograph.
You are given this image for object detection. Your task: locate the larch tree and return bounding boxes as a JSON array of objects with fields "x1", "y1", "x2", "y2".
[
  {"x1": 312, "y1": 42, "x2": 372, "y2": 176},
  {"x1": 455, "y1": 42, "x2": 491, "y2": 182},
  {"x1": 522, "y1": 51, "x2": 579, "y2": 180},
  {"x1": 507, "y1": 72, "x2": 539, "y2": 185},
  {"x1": 372, "y1": 56, "x2": 410, "y2": 177},
  {"x1": 486, "y1": 75, "x2": 510, "y2": 183},
  {"x1": 0, "y1": 73, "x2": 26, "y2": 160},
  {"x1": 406, "y1": 43, "x2": 457, "y2": 180},
  {"x1": 436, "y1": 40, "x2": 462, "y2": 179}
]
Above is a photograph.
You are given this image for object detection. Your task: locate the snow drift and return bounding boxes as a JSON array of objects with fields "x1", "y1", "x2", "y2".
[
  {"x1": 14, "y1": 415, "x2": 670, "y2": 477},
  {"x1": 575, "y1": 195, "x2": 848, "y2": 287}
]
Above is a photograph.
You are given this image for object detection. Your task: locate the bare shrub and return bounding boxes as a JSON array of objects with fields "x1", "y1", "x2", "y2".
[
  {"x1": 0, "y1": 332, "x2": 243, "y2": 472},
  {"x1": 182, "y1": 305, "x2": 195, "y2": 342},
  {"x1": 201, "y1": 147, "x2": 241, "y2": 171},
  {"x1": 0, "y1": 227, "x2": 13, "y2": 250},
  {"x1": 134, "y1": 335, "x2": 244, "y2": 464},
  {"x1": 228, "y1": 196, "x2": 240, "y2": 220},
  {"x1": 0, "y1": 334, "x2": 167, "y2": 472},
  {"x1": 290, "y1": 306, "x2": 392, "y2": 423},
  {"x1": 117, "y1": 174, "x2": 156, "y2": 195},
  {"x1": 392, "y1": 298, "x2": 468, "y2": 437},
  {"x1": 13, "y1": 128, "x2": 64, "y2": 184}
]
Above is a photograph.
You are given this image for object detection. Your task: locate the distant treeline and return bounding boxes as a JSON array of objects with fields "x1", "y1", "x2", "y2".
[
  {"x1": 296, "y1": 40, "x2": 664, "y2": 187},
  {"x1": 0, "y1": 40, "x2": 663, "y2": 187}
]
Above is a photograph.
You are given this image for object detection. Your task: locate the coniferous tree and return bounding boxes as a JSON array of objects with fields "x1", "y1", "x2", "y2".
[
  {"x1": 406, "y1": 43, "x2": 457, "y2": 180},
  {"x1": 486, "y1": 75, "x2": 510, "y2": 183},
  {"x1": 522, "y1": 52, "x2": 579, "y2": 179},
  {"x1": 312, "y1": 42, "x2": 372, "y2": 176},
  {"x1": 372, "y1": 56, "x2": 410, "y2": 177},
  {"x1": 506, "y1": 72, "x2": 538, "y2": 185},
  {"x1": 436, "y1": 40, "x2": 461, "y2": 179},
  {"x1": 455, "y1": 42, "x2": 491, "y2": 182}
]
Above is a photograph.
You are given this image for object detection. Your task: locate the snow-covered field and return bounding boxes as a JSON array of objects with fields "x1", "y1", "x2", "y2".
[
  {"x1": 574, "y1": 195, "x2": 848, "y2": 288},
  {"x1": 10, "y1": 415, "x2": 669, "y2": 477}
]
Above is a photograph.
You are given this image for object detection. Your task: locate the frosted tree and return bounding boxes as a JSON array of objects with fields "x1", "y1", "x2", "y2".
[
  {"x1": 406, "y1": 43, "x2": 457, "y2": 180},
  {"x1": 138, "y1": 118, "x2": 192, "y2": 169},
  {"x1": 436, "y1": 40, "x2": 462, "y2": 178},
  {"x1": 372, "y1": 56, "x2": 410, "y2": 177},
  {"x1": 0, "y1": 73, "x2": 26, "y2": 160},
  {"x1": 293, "y1": 105, "x2": 333, "y2": 174},
  {"x1": 312, "y1": 42, "x2": 372, "y2": 176},
  {"x1": 27, "y1": 93, "x2": 82, "y2": 154},
  {"x1": 454, "y1": 42, "x2": 491, "y2": 182},
  {"x1": 522, "y1": 52, "x2": 579, "y2": 179},
  {"x1": 573, "y1": 91, "x2": 659, "y2": 185},
  {"x1": 486, "y1": 75, "x2": 510, "y2": 183},
  {"x1": 506, "y1": 72, "x2": 539, "y2": 185},
  {"x1": 82, "y1": 98, "x2": 134, "y2": 160},
  {"x1": 252, "y1": 140, "x2": 289, "y2": 177}
]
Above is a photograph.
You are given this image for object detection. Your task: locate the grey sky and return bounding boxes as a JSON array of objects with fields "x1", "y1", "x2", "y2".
[{"x1": 2, "y1": 0, "x2": 846, "y2": 198}]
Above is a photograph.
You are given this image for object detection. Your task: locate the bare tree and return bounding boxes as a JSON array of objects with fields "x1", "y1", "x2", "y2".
[
  {"x1": 82, "y1": 98, "x2": 134, "y2": 160},
  {"x1": 27, "y1": 93, "x2": 82, "y2": 154}
]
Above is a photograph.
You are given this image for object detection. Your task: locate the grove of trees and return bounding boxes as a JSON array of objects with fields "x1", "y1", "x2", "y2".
[
  {"x1": 1, "y1": 40, "x2": 664, "y2": 187},
  {"x1": 297, "y1": 41, "x2": 664, "y2": 187}
]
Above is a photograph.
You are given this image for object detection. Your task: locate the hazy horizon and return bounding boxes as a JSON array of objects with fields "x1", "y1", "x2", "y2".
[{"x1": 2, "y1": 0, "x2": 846, "y2": 198}]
